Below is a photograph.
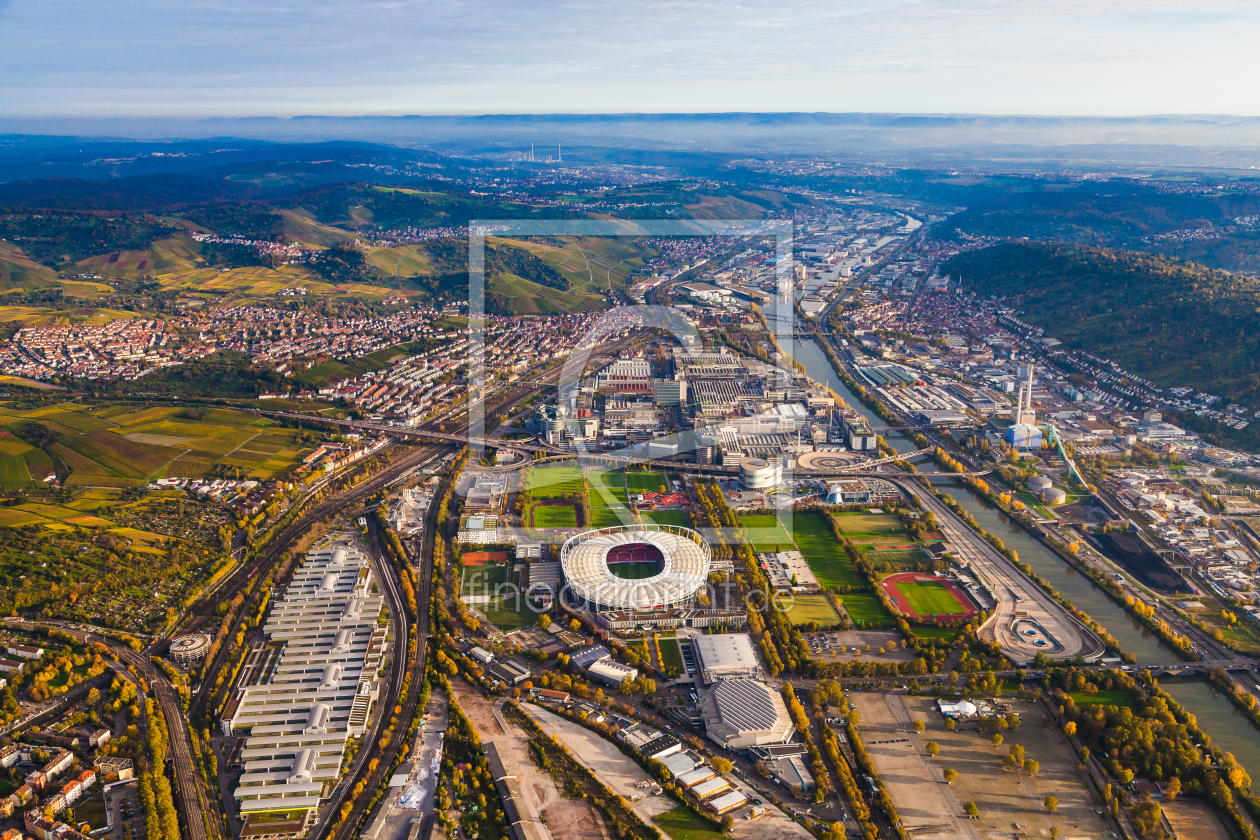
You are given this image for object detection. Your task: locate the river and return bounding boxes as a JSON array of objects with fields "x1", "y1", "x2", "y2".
[
  {"x1": 790, "y1": 335, "x2": 1252, "y2": 774},
  {"x1": 1162, "y1": 677, "x2": 1260, "y2": 777}
]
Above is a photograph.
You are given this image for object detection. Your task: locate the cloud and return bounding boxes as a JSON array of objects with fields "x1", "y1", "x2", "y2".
[{"x1": 1, "y1": 0, "x2": 1259, "y2": 116}]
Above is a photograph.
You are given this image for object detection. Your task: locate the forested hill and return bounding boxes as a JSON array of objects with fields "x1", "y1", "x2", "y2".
[{"x1": 941, "y1": 242, "x2": 1260, "y2": 405}]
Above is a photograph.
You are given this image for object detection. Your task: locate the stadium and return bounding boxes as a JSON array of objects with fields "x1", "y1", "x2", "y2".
[{"x1": 560, "y1": 524, "x2": 711, "y2": 611}]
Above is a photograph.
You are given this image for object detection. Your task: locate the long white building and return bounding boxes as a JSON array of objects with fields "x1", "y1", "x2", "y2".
[{"x1": 224, "y1": 541, "x2": 389, "y2": 834}]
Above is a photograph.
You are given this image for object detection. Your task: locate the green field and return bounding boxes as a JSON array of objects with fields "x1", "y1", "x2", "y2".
[
  {"x1": 607, "y1": 561, "x2": 662, "y2": 580},
  {"x1": 1068, "y1": 690, "x2": 1137, "y2": 710},
  {"x1": 910, "y1": 625, "x2": 964, "y2": 642},
  {"x1": 781, "y1": 594, "x2": 841, "y2": 626},
  {"x1": 586, "y1": 468, "x2": 629, "y2": 528},
  {"x1": 642, "y1": 509, "x2": 689, "y2": 528},
  {"x1": 658, "y1": 637, "x2": 685, "y2": 675},
  {"x1": 792, "y1": 512, "x2": 866, "y2": 588},
  {"x1": 530, "y1": 502, "x2": 577, "y2": 528},
  {"x1": 479, "y1": 595, "x2": 535, "y2": 631},
  {"x1": 738, "y1": 514, "x2": 796, "y2": 552},
  {"x1": 896, "y1": 580, "x2": 969, "y2": 617},
  {"x1": 526, "y1": 464, "x2": 584, "y2": 499},
  {"x1": 653, "y1": 806, "x2": 726, "y2": 840},
  {"x1": 625, "y1": 471, "x2": 668, "y2": 494},
  {"x1": 836, "y1": 592, "x2": 894, "y2": 628},
  {"x1": 834, "y1": 511, "x2": 913, "y2": 546}
]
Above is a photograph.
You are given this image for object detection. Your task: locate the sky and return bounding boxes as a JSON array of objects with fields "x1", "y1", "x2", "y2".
[{"x1": 2, "y1": 0, "x2": 1260, "y2": 118}]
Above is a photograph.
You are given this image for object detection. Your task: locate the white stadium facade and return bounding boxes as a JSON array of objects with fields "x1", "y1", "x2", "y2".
[{"x1": 560, "y1": 524, "x2": 711, "y2": 612}]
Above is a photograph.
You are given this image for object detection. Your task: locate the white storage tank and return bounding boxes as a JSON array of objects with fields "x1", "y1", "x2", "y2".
[
  {"x1": 1041, "y1": 487, "x2": 1067, "y2": 505},
  {"x1": 1027, "y1": 475, "x2": 1053, "y2": 493}
]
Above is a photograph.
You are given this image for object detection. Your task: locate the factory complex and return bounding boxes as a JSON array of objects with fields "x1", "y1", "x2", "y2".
[{"x1": 221, "y1": 539, "x2": 389, "y2": 837}]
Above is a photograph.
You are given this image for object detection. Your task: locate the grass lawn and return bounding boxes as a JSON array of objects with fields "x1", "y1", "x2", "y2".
[
  {"x1": 526, "y1": 464, "x2": 584, "y2": 499},
  {"x1": 625, "y1": 471, "x2": 668, "y2": 494},
  {"x1": 793, "y1": 512, "x2": 865, "y2": 588},
  {"x1": 480, "y1": 595, "x2": 535, "y2": 631},
  {"x1": 781, "y1": 594, "x2": 841, "y2": 626},
  {"x1": 608, "y1": 561, "x2": 663, "y2": 580},
  {"x1": 836, "y1": 592, "x2": 894, "y2": 628},
  {"x1": 642, "y1": 509, "x2": 689, "y2": 528},
  {"x1": 910, "y1": 625, "x2": 963, "y2": 642},
  {"x1": 834, "y1": 512, "x2": 905, "y2": 533},
  {"x1": 1069, "y1": 689, "x2": 1136, "y2": 710},
  {"x1": 653, "y1": 805, "x2": 726, "y2": 840},
  {"x1": 586, "y1": 468, "x2": 629, "y2": 528},
  {"x1": 738, "y1": 514, "x2": 797, "y2": 552},
  {"x1": 897, "y1": 580, "x2": 969, "y2": 617},
  {"x1": 530, "y1": 502, "x2": 577, "y2": 528},
  {"x1": 658, "y1": 637, "x2": 685, "y2": 674}
]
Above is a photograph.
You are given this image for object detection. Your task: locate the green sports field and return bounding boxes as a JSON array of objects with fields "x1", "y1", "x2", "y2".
[
  {"x1": 836, "y1": 592, "x2": 894, "y2": 628},
  {"x1": 781, "y1": 594, "x2": 841, "y2": 626},
  {"x1": 642, "y1": 509, "x2": 689, "y2": 528},
  {"x1": 897, "y1": 580, "x2": 969, "y2": 616},
  {"x1": 525, "y1": 463, "x2": 583, "y2": 499},
  {"x1": 738, "y1": 514, "x2": 796, "y2": 552},
  {"x1": 530, "y1": 502, "x2": 577, "y2": 528},
  {"x1": 586, "y1": 468, "x2": 630, "y2": 528},
  {"x1": 625, "y1": 471, "x2": 668, "y2": 494},
  {"x1": 791, "y1": 512, "x2": 866, "y2": 588}
]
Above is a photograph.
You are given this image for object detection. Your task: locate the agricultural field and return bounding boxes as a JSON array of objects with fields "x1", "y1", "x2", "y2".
[
  {"x1": 0, "y1": 402, "x2": 318, "y2": 487},
  {"x1": 781, "y1": 594, "x2": 840, "y2": 627}
]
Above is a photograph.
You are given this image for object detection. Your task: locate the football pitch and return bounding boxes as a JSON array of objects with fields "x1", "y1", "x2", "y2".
[{"x1": 896, "y1": 580, "x2": 970, "y2": 616}]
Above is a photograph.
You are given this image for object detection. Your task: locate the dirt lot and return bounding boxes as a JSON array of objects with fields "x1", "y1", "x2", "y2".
[
  {"x1": 848, "y1": 692, "x2": 976, "y2": 840},
  {"x1": 522, "y1": 703, "x2": 676, "y2": 823},
  {"x1": 1165, "y1": 800, "x2": 1232, "y2": 840},
  {"x1": 853, "y1": 692, "x2": 1113, "y2": 840},
  {"x1": 452, "y1": 680, "x2": 603, "y2": 840}
]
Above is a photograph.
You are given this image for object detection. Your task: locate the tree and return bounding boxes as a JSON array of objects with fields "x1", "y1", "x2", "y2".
[
  {"x1": 1023, "y1": 759, "x2": 1039, "y2": 776},
  {"x1": 720, "y1": 815, "x2": 735, "y2": 832},
  {"x1": 1050, "y1": 828, "x2": 1060, "y2": 839},
  {"x1": 964, "y1": 802, "x2": 979, "y2": 818},
  {"x1": 849, "y1": 710, "x2": 860, "y2": 726},
  {"x1": 943, "y1": 769, "x2": 958, "y2": 784},
  {"x1": 913, "y1": 720, "x2": 925, "y2": 732},
  {"x1": 926, "y1": 742, "x2": 940, "y2": 757},
  {"x1": 945, "y1": 719, "x2": 956, "y2": 731},
  {"x1": 1165, "y1": 777, "x2": 1181, "y2": 801},
  {"x1": 1044, "y1": 795, "x2": 1057, "y2": 812},
  {"x1": 990, "y1": 733, "x2": 1004, "y2": 748},
  {"x1": 825, "y1": 822, "x2": 847, "y2": 840},
  {"x1": 712, "y1": 757, "x2": 733, "y2": 775},
  {"x1": 1009, "y1": 744, "x2": 1025, "y2": 764}
]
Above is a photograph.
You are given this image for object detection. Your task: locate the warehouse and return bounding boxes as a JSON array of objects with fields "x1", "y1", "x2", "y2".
[
  {"x1": 692, "y1": 634, "x2": 763, "y2": 684},
  {"x1": 700, "y1": 679, "x2": 795, "y2": 749}
]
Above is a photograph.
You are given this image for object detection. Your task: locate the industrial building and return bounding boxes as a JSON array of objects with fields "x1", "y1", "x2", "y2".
[
  {"x1": 692, "y1": 634, "x2": 763, "y2": 684},
  {"x1": 757, "y1": 550, "x2": 819, "y2": 594},
  {"x1": 700, "y1": 680, "x2": 794, "y2": 750},
  {"x1": 224, "y1": 541, "x2": 388, "y2": 835}
]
